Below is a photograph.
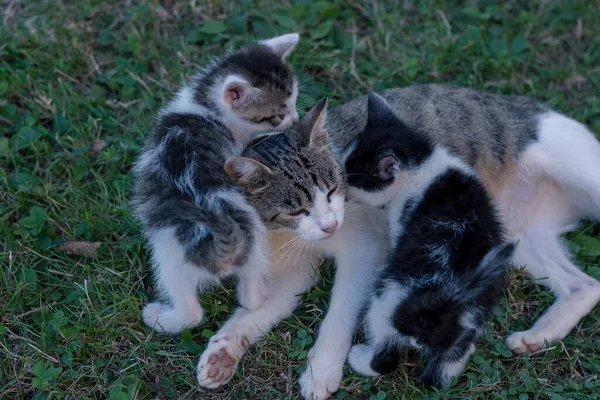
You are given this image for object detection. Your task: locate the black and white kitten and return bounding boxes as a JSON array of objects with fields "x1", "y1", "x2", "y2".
[
  {"x1": 132, "y1": 34, "x2": 300, "y2": 334},
  {"x1": 345, "y1": 94, "x2": 515, "y2": 388}
]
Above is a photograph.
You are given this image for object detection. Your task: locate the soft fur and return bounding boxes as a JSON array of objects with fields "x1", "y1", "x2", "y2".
[
  {"x1": 133, "y1": 34, "x2": 300, "y2": 334},
  {"x1": 197, "y1": 84, "x2": 600, "y2": 400},
  {"x1": 197, "y1": 99, "x2": 350, "y2": 388},
  {"x1": 344, "y1": 94, "x2": 514, "y2": 388}
]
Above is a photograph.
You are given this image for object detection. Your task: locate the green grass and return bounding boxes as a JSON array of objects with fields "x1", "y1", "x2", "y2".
[{"x1": 2, "y1": 0, "x2": 600, "y2": 399}]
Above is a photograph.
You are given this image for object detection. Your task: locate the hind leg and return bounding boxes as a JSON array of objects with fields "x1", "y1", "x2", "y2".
[
  {"x1": 507, "y1": 229, "x2": 600, "y2": 354},
  {"x1": 420, "y1": 343, "x2": 476, "y2": 389},
  {"x1": 348, "y1": 282, "x2": 406, "y2": 377},
  {"x1": 142, "y1": 228, "x2": 207, "y2": 334}
]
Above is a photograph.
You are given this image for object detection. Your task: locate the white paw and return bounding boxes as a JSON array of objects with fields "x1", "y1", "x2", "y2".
[
  {"x1": 348, "y1": 344, "x2": 380, "y2": 377},
  {"x1": 506, "y1": 329, "x2": 549, "y2": 355},
  {"x1": 142, "y1": 302, "x2": 203, "y2": 334},
  {"x1": 197, "y1": 332, "x2": 249, "y2": 389},
  {"x1": 299, "y1": 350, "x2": 343, "y2": 400}
]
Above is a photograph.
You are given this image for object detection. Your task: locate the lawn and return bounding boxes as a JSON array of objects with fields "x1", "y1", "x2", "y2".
[{"x1": 1, "y1": 0, "x2": 600, "y2": 399}]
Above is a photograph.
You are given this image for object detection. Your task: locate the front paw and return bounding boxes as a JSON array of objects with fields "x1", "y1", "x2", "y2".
[
  {"x1": 299, "y1": 349, "x2": 344, "y2": 400},
  {"x1": 197, "y1": 332, "x2": 250, "y2": 389}
]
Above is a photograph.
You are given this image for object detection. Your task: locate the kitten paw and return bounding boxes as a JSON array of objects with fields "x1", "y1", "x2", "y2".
[
  {"x1": 197, "y1": 333, "x2": 249, "y2": 389},
  {"x1": 142, "y1": 302, "x2": 203, "y2": 334},
  {"x1": 506, "y1": 330, "x2": 548, "y2": 355},
  {"x1": 348, "y1": 344, "x2": 380, "y2": 377},
  {"x1": 299, "y1": 350, "x2": 343, "y2": 400}
]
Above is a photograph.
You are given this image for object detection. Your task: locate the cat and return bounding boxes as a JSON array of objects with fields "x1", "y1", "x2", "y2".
[
  {"x1": 196, "y1": 84, "x2": 600, "y2": 400},
  {"x1": 196, "y1": 99, "x2": 392, "y2": 391},
  {"x1": 132, "y1": 33, "x2": 302, "y2": 334},
  {"x1": 344, "y1": 93, "x2": 515, "y2": 388},
  {"x1": 297, "y1": 84, "x2": 600, "y2": 399}
]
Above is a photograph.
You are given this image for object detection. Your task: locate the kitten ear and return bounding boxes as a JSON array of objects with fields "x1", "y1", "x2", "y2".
[
  {"x1": 222, "y1": 76, "x2": 257, "y2": 108},
  {"x1": 224, "y1": 157, "x2": 272, "y2": 185},
  {"x1": 299, "y1": 97, "x2": 328, "y2": 148},
  {"x1": 377, "y1": 155, "x2": 400, "y2": 180},
  {"x1": 261, "y1": 33, "x2": 300, "y2": 59},
  {"x1": 367, "y1": 93, "x2": 396, "y2": 126}
]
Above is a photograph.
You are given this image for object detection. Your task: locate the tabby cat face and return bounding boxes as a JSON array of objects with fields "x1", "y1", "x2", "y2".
[
  {"x1": 217, "y1": 34, "x2": 300, "y2": 133},
  {"x1": 226, "y1": 99, "x2": 346, "y2": 240}
]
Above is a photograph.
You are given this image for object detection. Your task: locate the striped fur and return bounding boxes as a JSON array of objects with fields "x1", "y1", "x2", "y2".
[{"x1": 133, "y1": 34, "x2": 300, "y2": 334}]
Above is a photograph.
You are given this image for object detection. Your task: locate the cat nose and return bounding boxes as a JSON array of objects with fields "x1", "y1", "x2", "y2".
[
  {"x1": 290, "y1": 109, "x2": 299, "y2": 123},
  {"x1": 321, "y1": 221, "x2": 338, "y2": 233}
]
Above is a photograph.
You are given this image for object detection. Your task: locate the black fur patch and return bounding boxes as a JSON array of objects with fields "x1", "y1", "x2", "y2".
[
  {"x1": 344, "y1": 96, "x2": 434, "y2": 192},
  {"x1": 345, "y1": 96, "x2": 512, "y2": 388}
]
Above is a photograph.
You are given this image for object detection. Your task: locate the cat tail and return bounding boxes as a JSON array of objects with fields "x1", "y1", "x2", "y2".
[
  {"x1": 461, "y1": 242, "x2": 516, "y2": 299},
  {"x1": 149, "y1": 198, "x2": 247, "y2": 265}
]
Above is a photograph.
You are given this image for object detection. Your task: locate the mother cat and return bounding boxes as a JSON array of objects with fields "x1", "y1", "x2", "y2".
[{"x1": 201, "y1": 85, "x2": 600, "y2": 399}]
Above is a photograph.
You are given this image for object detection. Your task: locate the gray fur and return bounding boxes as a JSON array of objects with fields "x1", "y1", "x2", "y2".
[
  {"x1": 327, "y1": 84, "x2": 546, "y2": 181},
  {"x1": 134, "y1": 34, "x2": 300, "y2": 334},
  {"x1": 231, "y1": 99, "x2": 345, "y2": 230}
]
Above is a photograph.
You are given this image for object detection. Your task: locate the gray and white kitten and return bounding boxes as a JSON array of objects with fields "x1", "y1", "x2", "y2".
[{"x1": 133, "y1": 34, "x2": 300, "y2": 334}]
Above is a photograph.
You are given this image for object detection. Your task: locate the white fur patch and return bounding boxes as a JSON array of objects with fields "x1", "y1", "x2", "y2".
[
  {"x1": 161, "y1": 86, "x2": 208, "y2": 116},
  {"x1": 296, "y1": 190, "x2": 345, "y2": 241}
]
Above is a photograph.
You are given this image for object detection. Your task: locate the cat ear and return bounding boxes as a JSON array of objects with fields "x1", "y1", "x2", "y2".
[
  {"x1": 261, "y1": 33, "x2": 300, "y2": 59},
  {"x1": 367, "y1": 93, "x2": 396, "y2": 126},
  {"x1": 224, "y1": 157, "x2": 272, "y2": 185},
  {"x1": 377, "y1": 155, "x2": 400, "y2": 180},
  {"x1": 299, "y1": 97, "x2": 328, "y2": 148},
  {"x1": 222, "y1": 76, "x2": 258, "y2": 108}
]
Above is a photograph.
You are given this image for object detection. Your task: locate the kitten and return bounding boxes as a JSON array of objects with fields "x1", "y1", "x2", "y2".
[
  {"x1": 344, "y1": 94, "x2": 515, "y2": 388},
  {"x1": 196, "y1": 98, "x2": 349, "y2": 388},
  {"x1": 132, "y1": 33, "x2": 301, "y2": 334}
]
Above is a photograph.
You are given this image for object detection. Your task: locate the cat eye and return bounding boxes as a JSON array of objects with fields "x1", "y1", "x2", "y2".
[
  {"x1": 257, "y1": 114, "x2": 285, "y2": 125},
  {"x1": 289, "y1": 209, "x2": 309, "y2": 217},
  {"x1": 327, "y1": 187, "x2": 338, "y2": 202}
]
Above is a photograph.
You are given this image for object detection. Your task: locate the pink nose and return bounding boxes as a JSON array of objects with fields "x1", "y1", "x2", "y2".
[{"x1": 322, "y1": 221, "x2": 338, "y2": 234}]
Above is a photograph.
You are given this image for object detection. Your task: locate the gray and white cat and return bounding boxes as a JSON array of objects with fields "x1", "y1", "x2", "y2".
[
  {"x1": 196, "y1": 99, "x2": 387, "y2": 390},
  {"x1": 132, "y1": 33, "x2": 301, "y2": 334},
  {"x1": 198, "y1": 85, "x2": 600, "y2": 400},
  {"x1": 304, "y1": 85, "x2": 600, "y2": 398}
]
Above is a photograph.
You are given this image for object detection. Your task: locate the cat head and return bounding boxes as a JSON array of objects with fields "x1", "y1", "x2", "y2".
[
  {"x1": 225, "y1": 98, "x2": 346, "y2": 240},
  {"x1": 344, "y1": 93, "x2": 434, "y2": 207},
  {"x1": 392, "y1": 242, "x2": 513, "y2": 354},
  {"x1": 204, "y1": 33, "x2": 300, "y2": 134}
]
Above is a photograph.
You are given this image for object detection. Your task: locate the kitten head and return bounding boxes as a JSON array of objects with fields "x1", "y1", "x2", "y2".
[
  {"x1": 225, "y1": 98, "x2": 346, "y2": 240},
  {"x1": 392, "y1": 242, "x2": 514, "y2": 353},
  {"x1": 207, "y1": 33, "x2": 300, "y2": 134},
  {"x1": 344, "y1": 93, "x2": 434, "y2": 207}
]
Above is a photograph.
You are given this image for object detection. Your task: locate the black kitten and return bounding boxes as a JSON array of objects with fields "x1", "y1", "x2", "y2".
[{"x1": 345, "y1": 94, "x2": 515, "y2": 388}]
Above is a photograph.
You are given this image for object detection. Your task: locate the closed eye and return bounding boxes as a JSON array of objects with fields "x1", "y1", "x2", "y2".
[
  {"x1": 289, "y1": 209, "x2": 309, "y2": 217},
  {"x1": 327, "y1": 187, "x2": 338, "y2": 202},
  {"x1": 257, "y1": 115, "x2": 279, "y2": 123}
]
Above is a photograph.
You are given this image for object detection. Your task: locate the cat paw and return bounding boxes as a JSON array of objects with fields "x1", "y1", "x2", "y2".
[
  {"x1": 299, "y1": 350, "x2": 343, "y2": 400},
  {"x1": 506, "y1": 330, "x2": 548, "y2": 355},
  {"x1": 348, "y1": 344, "x2": 380, "y2": 377},
  {"x1": 197, "y1": 333, "x2": 249, "y2": 389},
  {"x1": 142, "y1": 302, "x2": 203, "y2": 334}
]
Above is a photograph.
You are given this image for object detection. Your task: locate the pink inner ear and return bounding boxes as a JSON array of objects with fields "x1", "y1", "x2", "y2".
[
  {"x1": 379, "y1": 156, "x2": 398, "y2": 179},
  {"x1": 224, "y1": 85, "x2": 242, "y2": 106}
]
